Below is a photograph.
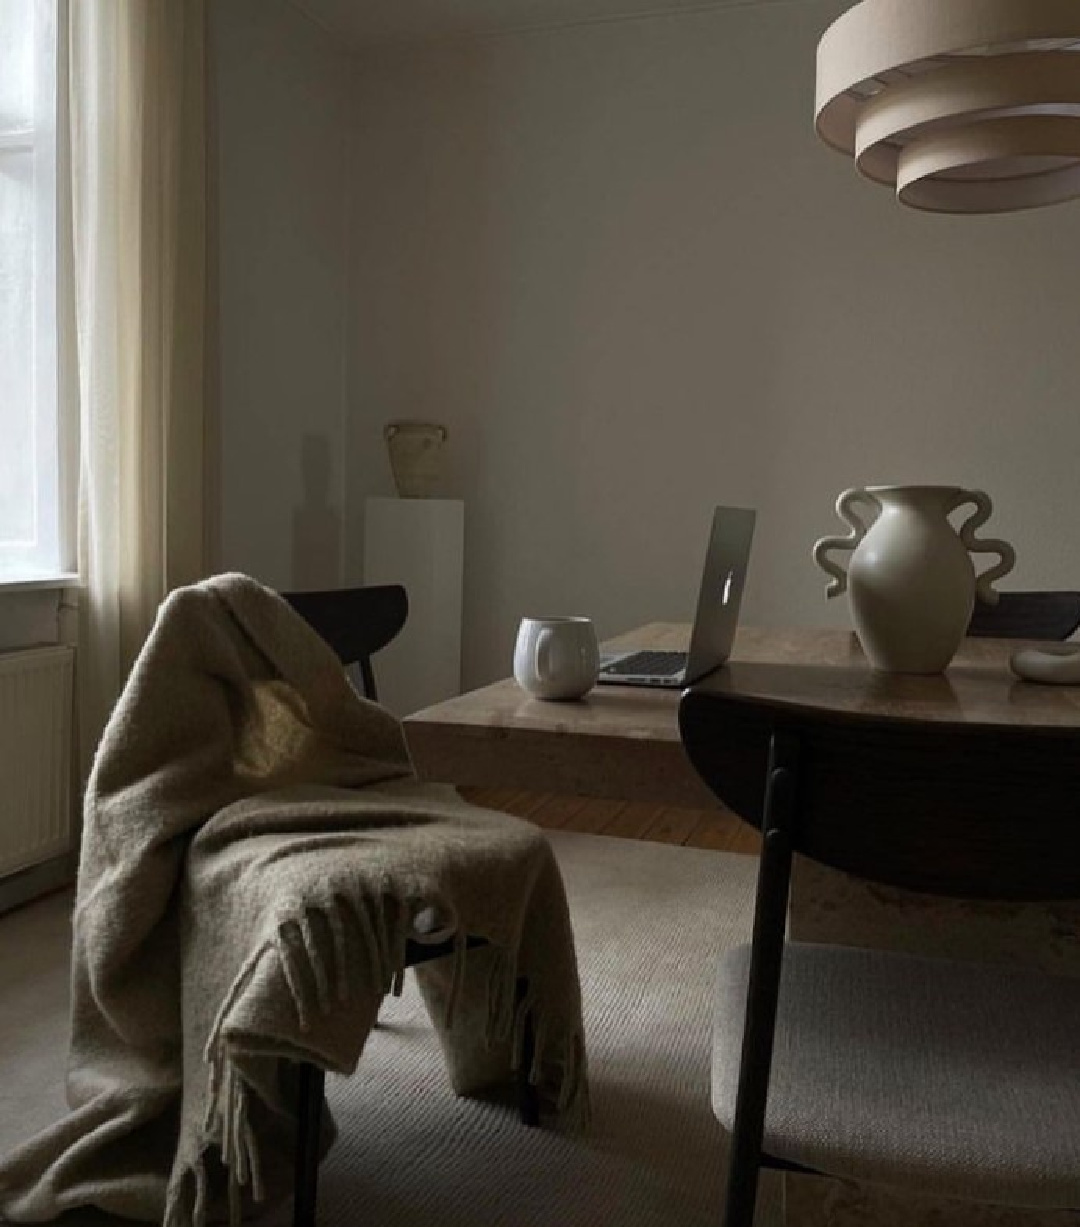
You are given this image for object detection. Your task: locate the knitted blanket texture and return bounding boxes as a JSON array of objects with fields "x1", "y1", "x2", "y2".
[{"x1": 0, "y1": 575, "x2": 586, "y2": 1225}]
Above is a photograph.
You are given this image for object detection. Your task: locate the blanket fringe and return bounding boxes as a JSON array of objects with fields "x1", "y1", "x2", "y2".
[
  {"x1": 193, "y1": 1158, "x2": 208, "y2": 1227},
  {"x1": 299, "y1": 911, "x2": 333, "y2": 1016},
  {"x1": 372, "y1": 893, "x2": 394, "y2": 991},
  {"x1": 327, "y1": 894, "x2": 354, "y2": 1004},
  {"x1": 485, "y1": 950, "x2": 517, "y2": 1047},
  {"x1": 510, "y1": 989, "x2": 589, "y2": 1128},
  {"x1": 276, "y1": 923, "x2": 313, "y2": 1032},
  {"x1": 167, "y1": 889, "x2": 587, "y2": 1225},
  {"x1": 390, "y1": 900, "x2": 408, "y2": 997}
]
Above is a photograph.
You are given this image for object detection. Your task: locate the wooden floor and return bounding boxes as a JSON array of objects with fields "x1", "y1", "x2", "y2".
[{"x1": 461, "y1": 789, "x2": 762, "y2": 856}]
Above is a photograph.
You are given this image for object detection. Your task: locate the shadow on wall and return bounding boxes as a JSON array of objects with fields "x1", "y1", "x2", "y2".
[{"x1": 292, "y1": 433, "x2": 342, "y2": 590}]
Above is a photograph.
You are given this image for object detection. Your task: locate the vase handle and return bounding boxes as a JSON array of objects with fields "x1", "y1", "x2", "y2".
[
  {"x1": 953, "y1": 489, "x2": 1016, "y2": 607},
  {"x1": 812, "y1": 487, "x2": 879, "y2": 599}
]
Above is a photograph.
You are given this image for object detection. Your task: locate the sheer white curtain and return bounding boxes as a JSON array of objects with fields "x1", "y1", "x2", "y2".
[{"x1": 67, "y1": 0, "x2": 208, "y2": 763}]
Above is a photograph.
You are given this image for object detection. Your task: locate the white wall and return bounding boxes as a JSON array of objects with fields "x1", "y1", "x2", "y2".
[
  {"x1": 212, "y1": 0, "x2": 355, "y2": 591},
  {"x1": 349, "y1": 2, "x2": 1080, "y2": 688}
]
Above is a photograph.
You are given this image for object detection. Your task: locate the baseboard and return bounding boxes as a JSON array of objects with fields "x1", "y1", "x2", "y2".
[{"x1": 0, "y1": 852, "x2": 77, "y2": 917}]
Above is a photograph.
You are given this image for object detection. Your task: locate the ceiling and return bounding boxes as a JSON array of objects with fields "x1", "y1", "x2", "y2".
[{"x1": 290, "y1": 0, "x2": 801, "y2": 47}]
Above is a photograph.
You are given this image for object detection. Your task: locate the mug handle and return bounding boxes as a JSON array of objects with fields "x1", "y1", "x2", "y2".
[
  {"x1": 812, "y1": 488, "x2": 879, "y2": 599},
  {"x1": 534, "y1": 627, "x2": 555, "y2": 681},
  {"x1": 952, "y1": 489, "x2": 1016, "y2": 607}
]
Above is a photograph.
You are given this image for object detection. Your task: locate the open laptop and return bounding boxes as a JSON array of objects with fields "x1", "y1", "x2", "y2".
[{"x1": 597, "y1": 506, "x2": 756, "y2": 689}]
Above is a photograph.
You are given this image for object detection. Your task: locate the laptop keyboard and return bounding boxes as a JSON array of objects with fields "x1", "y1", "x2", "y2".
[{"x1": 603, "y1": 650, "x2": 687, "y2": 678}]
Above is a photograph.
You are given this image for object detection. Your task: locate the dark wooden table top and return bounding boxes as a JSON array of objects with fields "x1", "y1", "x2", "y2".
[{"x1": 695, "y1": 627, "x2": 1080, "y2": 732}]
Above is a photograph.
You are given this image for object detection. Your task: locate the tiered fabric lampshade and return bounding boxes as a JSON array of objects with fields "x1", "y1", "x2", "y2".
[{"x1": 815, "y1": 0, "x2": 1080, "y2": 213}]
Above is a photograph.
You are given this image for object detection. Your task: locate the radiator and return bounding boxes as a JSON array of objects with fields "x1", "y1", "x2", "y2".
[{"x1": 0, "y1": 646, "x2": 75, "y2": 878}]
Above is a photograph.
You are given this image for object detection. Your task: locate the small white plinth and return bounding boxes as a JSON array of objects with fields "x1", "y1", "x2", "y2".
[{"x1": 363, "y1": 497, "x2": 464, "y2": 717}]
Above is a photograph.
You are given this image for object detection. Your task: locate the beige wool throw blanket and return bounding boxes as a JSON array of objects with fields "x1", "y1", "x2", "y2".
[{"x1": 0, "y1": 575, "x2": 586, "y2": 1225}]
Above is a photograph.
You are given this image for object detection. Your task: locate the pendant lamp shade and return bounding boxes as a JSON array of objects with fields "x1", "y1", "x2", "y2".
[{"x1": 815, "y1": 0, "x2": 1080, "y2": 213}]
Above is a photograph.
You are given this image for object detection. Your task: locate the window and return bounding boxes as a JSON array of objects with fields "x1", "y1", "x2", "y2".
[{"x1": 0, "y1": 0, "x2": 62, "y2": 582}]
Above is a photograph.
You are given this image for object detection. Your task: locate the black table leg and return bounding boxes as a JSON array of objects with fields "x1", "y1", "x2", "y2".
[{"x1": 294, "y1": 1062, "x2": 326, "y2": 1227}]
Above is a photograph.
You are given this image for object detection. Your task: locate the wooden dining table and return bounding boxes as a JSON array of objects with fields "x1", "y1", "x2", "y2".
[
  {"x1": 404, "y1": 623, "x2": 1080, "y2": 1227},
  {"x1": 403, "y1": 624, "x2": 847, "y2": 811},
  {"x1": 404, "y1": 621, "x2": 1080, "y2": 804}
]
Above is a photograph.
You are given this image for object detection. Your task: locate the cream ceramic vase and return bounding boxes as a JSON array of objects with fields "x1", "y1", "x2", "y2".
[
  {"x1": 384, "y1": 421, "x2": 448, "y2": 498},
  {"x1": 813, "y1": 485, "x2": 1016, "y2": 674}
]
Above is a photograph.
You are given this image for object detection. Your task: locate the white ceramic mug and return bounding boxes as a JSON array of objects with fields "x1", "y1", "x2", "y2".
[{"x1": 514, "y1": 617, "x2": 599, "y2": 701}]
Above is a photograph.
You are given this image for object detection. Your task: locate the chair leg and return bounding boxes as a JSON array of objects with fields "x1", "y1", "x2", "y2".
[
  {"x1": 516, "y1": 976, "x2": 541, "y2": 1127},
  {"x1": 294, "y1": 1062, "x2": 326, "y2": 1227},
  {"x1": 722, "y1": 733, "x2": 798, "y2": 1227}
]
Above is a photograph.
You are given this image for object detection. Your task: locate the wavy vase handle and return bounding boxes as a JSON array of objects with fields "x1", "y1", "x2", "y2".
[
  {"x1": 952, "y1": 489, "x2": 1016, "y2": 606},
  {"x1": 812, "y1": 488, "x2": 879, "y2": 599}
]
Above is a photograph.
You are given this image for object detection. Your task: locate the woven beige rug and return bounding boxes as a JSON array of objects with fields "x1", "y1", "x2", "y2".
[{"x1": 1, "y1": 831, "x2": 781, "y2": 1227}]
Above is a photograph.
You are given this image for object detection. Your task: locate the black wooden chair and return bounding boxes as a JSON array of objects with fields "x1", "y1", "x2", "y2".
[
  {"x1": 283, "y1": 584, "x2": 408, "y2": 703},
  {"x1": 967, "y1": 589, "x2": 1080, "y2": 640},
  {"x1": 679, "y1": 688, "x2": 1080, "y2": 1226},
  {"x1": 281, "y1": 585, "x2": 538, "y2": 1227}
]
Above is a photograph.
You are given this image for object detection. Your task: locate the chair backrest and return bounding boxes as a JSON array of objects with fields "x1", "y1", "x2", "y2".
[
  {"x1": 679, "y1": 688, "x2": 1080, "y2": 903},
  {"x1": 282, "y1": 585, "x2": 407, "y2": 702},
  {"x1": 967, "y1": 590, "x2": 1080, "y2": 640}
]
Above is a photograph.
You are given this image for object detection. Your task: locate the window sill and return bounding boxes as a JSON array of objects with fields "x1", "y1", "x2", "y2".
[{"x1": 0, "y1": 573, "x2": 80, "y2": 594}]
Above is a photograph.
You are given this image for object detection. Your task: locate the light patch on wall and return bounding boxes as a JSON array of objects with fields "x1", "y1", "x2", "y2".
[
  {"x1": 288, "y1": 0, "x2": 837, "y2": 50},
  {"x1": 292, "y1": 434, "x2": 343, "y2": 591}
]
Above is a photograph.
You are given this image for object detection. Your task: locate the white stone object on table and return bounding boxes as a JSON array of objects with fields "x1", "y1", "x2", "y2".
[
  {"x1": 1010, "y1": 644, "x2": 1080, "y2": 685},
  {"x1": 363, "y1": 497, "x2": 463, "y2": 718}
]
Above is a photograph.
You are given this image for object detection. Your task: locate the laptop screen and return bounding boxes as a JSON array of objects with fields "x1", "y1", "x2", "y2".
[{"x1": 684, "y1": 506, "x2": 756, "y2": 682}]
